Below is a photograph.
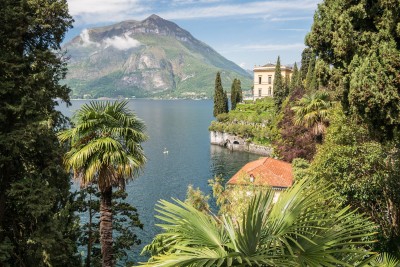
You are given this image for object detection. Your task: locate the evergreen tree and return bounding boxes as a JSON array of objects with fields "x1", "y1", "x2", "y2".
[
  {"x1": 306, "y1": 0, "x2": 400, "y2": 138},
  {"x1": 223, "y1": 90, "x2": 229, "y2": 113},
  {"x1": 0, "y1": 0, "x2": 79, "y2": 265},
  {"x1": 230, "y1": 78, "x2": 237, "y2": 110},
  {"x1": 289, "y1": 62, "x2": 299, "y2": 92},
  {"x1": 305, "y1": 53, "x2": 316, "y2": 92},
  {"x1": 74, "y1": 184, "x2": 143, "y2": 267},
  {"x1": 213, "y1": 72, "x2": 226, "y2": 116},
  {"x1": 300, "y1": 48, "x2": 313, "y2": 83},
  {"x1": 273, "y1": 56, "x2": 285, "y2": 110},
  {"x1": 236, "y1": 79, "x2": 243, "y2": 103},
  {"x1": 230, "y1": 79, "x2": 243, "y2": 111}
]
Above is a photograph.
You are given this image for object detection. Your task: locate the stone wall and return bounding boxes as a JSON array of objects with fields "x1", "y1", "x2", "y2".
[{"x1": 210, "y1": 131, "x2": 273, "y2": 156}]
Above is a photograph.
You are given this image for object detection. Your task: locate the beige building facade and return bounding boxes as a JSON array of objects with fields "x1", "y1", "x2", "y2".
[{"x1": 253, "y1": 63, "x2": 292, "y2": 99}]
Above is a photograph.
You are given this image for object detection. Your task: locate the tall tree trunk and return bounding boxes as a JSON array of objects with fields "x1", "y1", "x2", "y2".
[
  {"x1": 86, "y1": 196, "x2": 93, "y2": 267},
  {"x1": 100, "y1": 187, "x2": 113, "y2": 267}
]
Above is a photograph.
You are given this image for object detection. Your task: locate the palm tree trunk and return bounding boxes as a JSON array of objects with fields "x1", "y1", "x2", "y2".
[{"x1": 100, "y1": 186, "x2": 113, "y2": 267}]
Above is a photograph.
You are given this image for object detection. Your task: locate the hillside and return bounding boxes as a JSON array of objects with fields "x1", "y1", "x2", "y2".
[{"x1": 63, "y1": 15, "x2": 252, "y2": 99}]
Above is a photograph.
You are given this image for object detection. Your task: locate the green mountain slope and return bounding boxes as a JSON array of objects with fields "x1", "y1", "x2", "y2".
[{"x1": 63, "y1": 15, "x2": 252, "y2": 99}]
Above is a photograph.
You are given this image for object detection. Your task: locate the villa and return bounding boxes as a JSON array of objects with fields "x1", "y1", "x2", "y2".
[
  {"x1": 227, "y1": 157, "x2": 293, "y2": 202},
  {"x1": 253, "y1": 63, "x2": 293, "y2": 99}
]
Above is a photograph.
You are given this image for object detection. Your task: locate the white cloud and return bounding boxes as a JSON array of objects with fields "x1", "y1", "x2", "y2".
[
  {"x1": 158, "y1": 0, "x2": 319, "y2": 20},
  {"x1": 77, "y1": 29, "x2": 141, "y2": 50},
  {"x1": 67, "y1": 0, "x2": 148, "y2": 25},
  {"x1": 67, "y1": 0, "x2": 320, "y2": 25},
  {"x1": 239, "y1": 62, "x2": 246, "y2": 68},
  {"x1": 103, "y1": 34, "x2": 141, "y2": 50},
  {"x1": 79, "y1": 29, "x2": 99, "y2": 47}
]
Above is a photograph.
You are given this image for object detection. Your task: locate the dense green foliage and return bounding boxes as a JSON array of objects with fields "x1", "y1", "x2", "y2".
[
  {"x1": 301, "y1": 0, "x2": 400, "y2": 255},
  {"x1": 308, "y1": 107, "x2": 400, "y2": 254},
  {"x1": 306, "y1": 0, "x2": 400, "y2": 139},
  {"x1": 209, "y1": 98, "x2": 276, "y2": 145},
  {"x1": 74, "y1": 184, "x2": 143, "y2": 266},
  {"x1": 58, "y1": 101, "x2": 147, "y2": 266},
  {"x1": 304, "y1": 52, "x2": 316, "y2": 92},
  {"x1": 291, "y1": 90, "x2": 332, "y2": 140},
  {"x1": 0, "y1": 0, "x2": 81, "y2": 265},
  {"x1": 142, "y1": 177, "x2": 377, "y2": 266},
  {"x1": 289, "y1": 62, "x2": 299, "y2": 93},
  {"x1": 230, "y1": 78, "x2": 243, "y2": 110},
  {"x1": 273, "y1": 56, "x2": 286, "y2": 110},
  {"x1": 213, "y1": 72, "x2": 229, "y2": 117},
  {"x1": 299, "y1": 48, "x2": 313, "y2": 83}
]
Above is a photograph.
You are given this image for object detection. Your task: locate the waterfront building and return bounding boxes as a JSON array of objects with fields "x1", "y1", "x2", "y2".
[
  {"x1": 227, "y1": 157, "x2": 293, "y2": 202},
  {"x1": 253, "y1": 63, "x2": 293, "y2": 99}
]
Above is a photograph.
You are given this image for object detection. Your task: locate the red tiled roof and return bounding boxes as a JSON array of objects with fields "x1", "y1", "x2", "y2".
[{"x1": 227, "y1": 157, "x2": 293, "y2": 188}]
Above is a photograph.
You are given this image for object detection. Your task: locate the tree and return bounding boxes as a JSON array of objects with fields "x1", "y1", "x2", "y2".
[
  {"x1": 299, "y1": 48, "x2": 313, "y2": 83},
  {"x1": 274, "y1": 87, "x2": 317, "y2": 162},
  {"x1": 308, "y1": 107, "x2": 400, "y2": 254},
  {"x1": 236, "y1": 79, "x2": 243, "y2": 103},
  {"x1": 304, "y1": 52, "x2": 316, "y2": 92},
  {"x1": 230, "y1": 79, "x2": 243, "y2": 111},
  {"x1": 273, "y1": 56, "x2": 285, "y2": 110},
  {"x1": 185, "y1": 185, "x2": 210, "y2": 214},
  {"x1": 291, "y1": 91, "x2": 332, "y2": 142},
  {"x1": 141, "y1": 177, "x2": 377, "y2": 266},
  {"x1": 289, "y1": 62, "x2": 299, "y2": 92},
  {"x1": 213, "y1": 72, "x2": 227, "y2": 117},
  {"x1": 306, "y1": 0, "x2": 400, "y2": 139},
  {"x1": 74, "y1": 184, "x2": 143, "y2": 267},
  {"x1": 223, "y1": 90, "x2": 229, "y2": 113},
  {"x1": 230, "y1": 78, "x2": 238, "y2": 110},
  {"x1": 0, "y1": 0, "x2": 79, "y2": 265},
  {"x1": 58, "y1": 101, "x2": 147, "y2": 267}
]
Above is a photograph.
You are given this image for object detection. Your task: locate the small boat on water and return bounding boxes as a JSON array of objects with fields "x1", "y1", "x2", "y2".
[{"x1": 163, "y1": 148, "x2": 168, "y2": 154}]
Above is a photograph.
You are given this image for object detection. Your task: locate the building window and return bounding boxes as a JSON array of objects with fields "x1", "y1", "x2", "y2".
[
  {"x1": 268, "y1": 76, "x2": 272, "y2": 84},
  {"x1": 258, "y1": 89, "x2": 262, "y2": 97},
  {"x1": 258, "y1": 76, "x2": 262, "y2": 84},
  {"x1": 268, "y1": 87, "x2": 272, "y2": 96}
]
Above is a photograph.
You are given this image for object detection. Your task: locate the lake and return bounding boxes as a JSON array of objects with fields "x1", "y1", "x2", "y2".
[{"x1": 58, "y1": 99, "x2": 259, "y2": 264}]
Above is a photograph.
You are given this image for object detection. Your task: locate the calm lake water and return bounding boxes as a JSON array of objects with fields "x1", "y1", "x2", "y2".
[{"x1": 58, "y1": 99, "x2": 259, "y2": 264}]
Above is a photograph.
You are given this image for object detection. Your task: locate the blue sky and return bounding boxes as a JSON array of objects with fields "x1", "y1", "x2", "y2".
[{"x1": 65, "y1": 0, "x2": 321, "y2": 69}]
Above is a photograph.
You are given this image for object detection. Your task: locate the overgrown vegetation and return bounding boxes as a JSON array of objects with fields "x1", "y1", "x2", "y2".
[
  {"x1": 74, "y1": 184, "x2": 143, "y2": 267},
  {"x1": 209, "y1": 97, "x2": 276, "y2": 145},
  {"x1": 142, "y1": 176, "x2": 379, "y2": 266},
  {"x1": 0, "y1": 0, "x2": 81, "y2": 265}
]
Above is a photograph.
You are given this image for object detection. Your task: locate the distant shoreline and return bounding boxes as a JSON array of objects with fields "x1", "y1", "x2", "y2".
[{"x1": 69, "y1": 97, "x2": 211, "y2": 101}]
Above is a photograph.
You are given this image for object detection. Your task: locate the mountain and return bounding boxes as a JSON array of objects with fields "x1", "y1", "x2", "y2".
[{"x1": 63, "y1": 14, "x2": 252, "y2": 99}]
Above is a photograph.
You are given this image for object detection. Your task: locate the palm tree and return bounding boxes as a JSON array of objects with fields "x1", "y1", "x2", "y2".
[
  {"x1": 140, "y1": 177, "x2": 377, "y2": 266},
  {"x1": 58, "y1": 101, "x2": 147, "y2": 267},
  {"x1": 291, "y1": 91, "x2": 332, "y2": 142}
]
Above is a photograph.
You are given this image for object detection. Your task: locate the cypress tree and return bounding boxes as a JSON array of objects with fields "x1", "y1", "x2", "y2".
[
  {"x1": 273, "y1": 56, "x2": 285, "y2": 109},
  {"x1": 236, "y1": 79, "x2": 243, "y2": 103},
  {"x1": 290, "y1": 62, "x2": 299, "y2": 92},
  {"x1": 0, "y1": 0, "x2": 79, "y2": 265},
  {"x1": 305, "y1": 53, "x2": 316, "y2": 92},
  {"x1": 213, "y1": 72, "x2": 225, "y2": 117},
  {"x1": 230, "y1": 78, "x2": 237, "y2": 110},
  {"x1": 300, "y1": 48, "x2": 313, "y2": 83},
  {"x1": 223, "y1": 90, "x2": 229, "y2": 113}
]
